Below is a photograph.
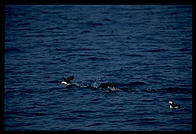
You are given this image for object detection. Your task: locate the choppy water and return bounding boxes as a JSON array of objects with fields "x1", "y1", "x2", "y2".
[{"x1": 5, "y1": 5, "x2": 192, "y2": 131}]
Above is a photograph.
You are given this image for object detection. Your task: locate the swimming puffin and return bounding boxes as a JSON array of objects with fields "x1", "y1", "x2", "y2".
[
  {"x1": 98, "y1": 82, "x2": 118, "y2": 91},
  {"x1": 168, "y1": 101, "x2": 180, "y2": 109},
  {"x1": 61, "y1": 76, "x2": 74, "y2": 85}
]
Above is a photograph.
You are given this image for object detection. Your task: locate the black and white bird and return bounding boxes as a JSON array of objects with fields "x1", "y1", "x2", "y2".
[
  {"x1": 168, "y1": 100, "x2": 180, "y2": 109},
  {"x1": 61, "y1": 76, "x2": 74, "y2": 86},
  {"x1": 98, "y1": 82, "x2": 118, "y2": 91}
]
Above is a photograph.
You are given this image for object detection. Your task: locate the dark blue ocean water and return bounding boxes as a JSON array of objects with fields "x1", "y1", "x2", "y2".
[{"x1": 5, "y1": 5, "x2": 192, "y2": 131}]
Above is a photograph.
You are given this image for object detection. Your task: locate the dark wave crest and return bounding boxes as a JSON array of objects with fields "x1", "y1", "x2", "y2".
[
  {"x1": 5, "y1": 47, "x2": 22, "y2": 54},
  {"x1": 144, "y1": 87, "x2": 192, "y2": 94}
]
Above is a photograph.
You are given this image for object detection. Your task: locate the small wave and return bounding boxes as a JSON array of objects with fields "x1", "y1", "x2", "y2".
[
  {"x1": 56, "y1": 48, "x2": 99, "y2": 52},
  {"x1": 20, "y1": 88, "x2": 33, "y2": 94},
  {"x1": 5, "y1": 90, "x2": 17, "y2": 95},
  {"x1": 85, "y1": 21, "x2": 103, "y2": 27},
  {"x1": 125, "y1": 119, "x2": 136, "y2": 122},
  {"x1": 124, "y1": 53, "x2": 143, "y2": 57},
  {"x1": 85, "y1": 122, "x2": 102, "y2": 127},
  {"x1": 142, "y1": 117, "x2": 156, "y2": 122},
  {"x1": 78, "y1": 53, "x2": 94, "y2": 57},
  {"x1": 80, "y1": 30, "x2": 91, "y2": 34},
  {"x1": 117, "y1": 81, "x2": 148, "y2": 89},
  {"x1": 66, "y1": 37, "x2": 77, "y2": 40},
  {"x1": 55, "y1": 116, "x2": 78, "y2": 121},
  {"x1": 145, "y1": 48, "x2": 167, "y2": 53},
  {"x1": 55, "y1": 48, "x2": 79, "y2": 52},
  {"x1": 26, "y1": 106, "x2": 36, "y2": 110},
  {"x1": 6, "y1": 110, "x2": 36, "y2": 118},
  {"x1": 5, "y1": 38, "x2": 16, "y2": 42},
  {"x1": 17, "y1": 22, "x2": 30, "y2": 26},
  {"x1": 6, "y1": 110, "x2": 22, "y2": 115},
  {"x1": 46, "y1": 26, "x2": 61, "y2": 31},
  {"x1": 32, "y1": 112, "x2": 47, "y2": 116},
  {"x1": 91, "y1": 98, "x2": 100, "y2": 102},
  {"x1": 5, "y1": 47, "x2": 21, "y2": 54},
  {"x1": 48, "y1": 80, "x2": 59, "y2": 84},
  {"x1": 48, "y1": 87, "x2": 62, "y2": 92},
  {"x1": 89, "y1": 57, "x2": 108, "y2": 61},
  {"x1": 129, "y1": 81, "x2": 148, "y2": 86},
  {"x1": 141, "y1": 99, "x2": 154, "y2": 102},
  {"x1": 5, "y1": 68, "x2": 14, "y2": 74},
  {"x1": 103, "y1": 18, "x2": 112, "y2": 22},
  {"x1": 80, "y1": 48, "x2": 99, "y2": 51},
  {"x1": 71, "y1": 110, "x2": 95, "y2": 114},
  {"x1": 144, "y1": 87, "x2": 192, "y2": 94},
  {"x1": 179, "y1": 47, "x2": 191, "y2": 52},
  {"x1": 15, "y1": 28, "x2": 32, "y2": 31}
]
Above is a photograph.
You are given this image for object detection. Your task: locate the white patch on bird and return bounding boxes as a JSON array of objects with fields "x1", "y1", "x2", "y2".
[
  {"x1": 175, "y1": 106, "x2": 179, "y2": 109},
  {"x1": 169, "y1": 105, "x2": 173, "y2": 109},
  {"x1": 61, "y1": 81, "x2": 70, "y2": 85},
  {"x1": 168, "y1": 101, "x2": 173, "y2": 104},
  {"x1": 109, "y1": 87, "x2": 118, "y2": 91}
]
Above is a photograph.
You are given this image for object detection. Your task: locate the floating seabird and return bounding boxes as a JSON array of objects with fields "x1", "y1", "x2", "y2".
[
  {"x1": 61, "y1": 76, "x2": 74, "y2": 85},
  {"x1": 168, "y1": 100, "x2": 180, "y2": 109}
]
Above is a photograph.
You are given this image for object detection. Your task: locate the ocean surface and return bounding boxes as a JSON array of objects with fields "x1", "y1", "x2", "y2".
[{"x1": 4, "y1": 5, "x2": 192, "y2": 131}]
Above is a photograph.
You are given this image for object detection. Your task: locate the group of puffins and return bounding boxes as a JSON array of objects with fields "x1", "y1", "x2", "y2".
[
  {"x1": 61, "y1": 76, "x2": 118, "y2": 91},
  {"x1": 61, "y1": 76, "x2": 180, "y2": 109}
]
